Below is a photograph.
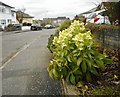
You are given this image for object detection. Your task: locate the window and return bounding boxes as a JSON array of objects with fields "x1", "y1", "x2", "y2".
[
  {"x1": 12, "y1": 12, "x2": 14, "y2": 17},
  {"x1": 7, "y1": 19, "x2": 12, "y2": 24},
  {"x1": 1, "y1": 20, "x2": 6, "y2": 25},
  {"x1": 1, "y1": 7, "x2": 5, "y2": 13}
]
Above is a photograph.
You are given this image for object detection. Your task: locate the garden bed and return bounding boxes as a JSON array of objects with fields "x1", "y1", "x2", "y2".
[{"x1": 62, "y1": 48, "x2": 120, "y2": 96}]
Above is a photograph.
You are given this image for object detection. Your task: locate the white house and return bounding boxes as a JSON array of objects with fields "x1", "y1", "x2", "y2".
[
  {"x1": 78, "y1": 6, "x2": 110, "y2": 24},
  {"x1": 0, "y1": 1, "x2": 16, "y2": 29}
]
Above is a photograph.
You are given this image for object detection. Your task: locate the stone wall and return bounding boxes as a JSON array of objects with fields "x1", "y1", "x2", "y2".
[{"x1": 86, "y1": 24, "x2": 120, "y2": 49}]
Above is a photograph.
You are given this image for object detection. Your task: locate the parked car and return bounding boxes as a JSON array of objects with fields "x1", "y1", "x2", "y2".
[
  {"x1": 0, "y1": 25, "x2": 3, "y2": 31},
  {"x1": 13, "y1": 24, "x2": 22, "y2": 30},
  {"x1": 31, "y1": 24, "x2": 42, "y2": 31},
  {"x1": 44, "y1": 24, "x2": 54, "y2": 29}
]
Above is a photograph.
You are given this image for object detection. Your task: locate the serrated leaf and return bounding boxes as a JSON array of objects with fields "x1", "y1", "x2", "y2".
[{"x1": 77, "y1": 57, "x2": 82, "y2": 66}]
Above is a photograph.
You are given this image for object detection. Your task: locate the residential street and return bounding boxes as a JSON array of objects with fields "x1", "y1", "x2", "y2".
[{"x1": 1, "y1": 29, "x2": 62, "y2": 95}]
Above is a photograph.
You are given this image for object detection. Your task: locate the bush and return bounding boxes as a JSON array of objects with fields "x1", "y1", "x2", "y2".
[
  {"x1": 85, "y1": 23, "x2": 120, "y2": 33},
  {"x1": 47, "y1": 20, "x2": 71, "y2": 52},
  {"x1": 23, "y1": 22, "x2": 32, "y2": 26},
  {"x1": 7, "y1": 24, "x2": 14, "y2": 28},
  {"x1": 4, "y1": 24, "x2": 14, "y2": 32},
  {"x1": 27, "y1": 23, "x2": 32, "y2": 26},
  {"x1": 47, "y1": 20, "x2": 112, "y2": 85},
  {"x1": 56, "y1": 20, "x2": 71, "y2": 33}
]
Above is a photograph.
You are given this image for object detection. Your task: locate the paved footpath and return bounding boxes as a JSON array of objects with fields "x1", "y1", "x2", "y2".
[{"x1": 2, "y1": 29, "x2": 62, "y2": 95}]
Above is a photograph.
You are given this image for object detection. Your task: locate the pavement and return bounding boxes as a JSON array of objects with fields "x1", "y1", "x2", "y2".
[
  {"x1": 1, "y1": 29, "x2": 62, "y2": 95},
  {"x1": 1, "y1": 26, "x2": 31, "y2": 36}
]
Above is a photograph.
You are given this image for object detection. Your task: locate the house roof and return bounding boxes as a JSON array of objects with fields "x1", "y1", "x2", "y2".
[
  {"x1": 57, "y1": 17, "x2": 67, "y2": 19},
  {"x1": 0, "y1": 1, "x2": 14, "y2": 8},
  {"x1": 17, "y1": 11, "x2": 34, "y2": 18},
  {"x1": 78, "y1": 7, "x2": 97, "y2": 16}
]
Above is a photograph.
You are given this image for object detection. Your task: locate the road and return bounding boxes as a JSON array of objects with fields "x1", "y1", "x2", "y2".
[{"x1": 1, "y1": 29, "x2": 62, "y2": 95}]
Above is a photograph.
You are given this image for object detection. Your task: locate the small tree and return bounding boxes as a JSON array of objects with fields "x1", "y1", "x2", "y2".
[
  {"x1": 16, "y1": 8, "x2": 26, "y2": 24},
  {"x1": 73, "y1": 15, "x2": 86, "y2": 24},
  {"x1": 103, "y1": 2, "x2": 120, "y2": 25}
]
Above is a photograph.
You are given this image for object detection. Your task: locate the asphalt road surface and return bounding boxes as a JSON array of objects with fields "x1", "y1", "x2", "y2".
[{"x1": 1, "y1": 29, "x2": 62, "y2": 95}]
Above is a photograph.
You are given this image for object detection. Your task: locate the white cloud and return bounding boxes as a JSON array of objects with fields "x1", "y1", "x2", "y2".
[{"x1": 1, "y1": 0, "x2": 102, "y2": 19}]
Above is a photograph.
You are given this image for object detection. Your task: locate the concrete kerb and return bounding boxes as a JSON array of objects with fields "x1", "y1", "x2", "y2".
[
  {"x1": 61, "y1": 78, "x2": 81, "y2": 96},
  {"x1": 1, "y1": 30, "x2": 30, "y2": 36}
]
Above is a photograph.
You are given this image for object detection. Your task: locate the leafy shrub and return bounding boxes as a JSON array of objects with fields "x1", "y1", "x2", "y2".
[
  {"x1": 4, "y1": 24, "x2": 14, "y2": 32},
  {"x1": 27, "y1": 23, "x2": 32, "y2": 26},
  {"x1": 7, "y1": 24, "x2": 14, "y2": 28},
  {"x1": 23, "y1": 22, "x2": 27, "y2": 26},
  {"x1": 47, "y1": 20, "x2": 112, "y2": 85},
  {"x1": 47, "y1": 20, "x2": 71, "y2": 52},
  {"x1": 56, "y1": 19, "x2": 71, "y2": 33},
  {"x1": 23, "y1": 22, "x2": 32, "y2": 26}
]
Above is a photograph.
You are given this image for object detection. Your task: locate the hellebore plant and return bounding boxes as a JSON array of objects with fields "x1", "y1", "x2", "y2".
[{"x1": 47, "y1": 20, "x2": 112, "y2": 85}]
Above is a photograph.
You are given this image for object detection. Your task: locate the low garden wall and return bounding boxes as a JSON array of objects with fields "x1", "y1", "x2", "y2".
[{"x1": 86, "y1": 24, "x2": 120, "y2": 49}]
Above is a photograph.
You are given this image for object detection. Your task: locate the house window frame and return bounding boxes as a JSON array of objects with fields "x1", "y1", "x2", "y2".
[
  {"x1": 1, "y1": 19, "x2": 6, "y2": 25},
  {"x1": 1, "y1": 6, "x2": 6, "y2": 13},
  {"x1": 7, "y1": 19, "x2": 12, "y2": 24}
]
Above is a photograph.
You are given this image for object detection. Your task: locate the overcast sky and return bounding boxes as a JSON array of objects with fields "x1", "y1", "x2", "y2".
[{"x1": 1, "y1": 0, "x2": 119, "y2": 19}]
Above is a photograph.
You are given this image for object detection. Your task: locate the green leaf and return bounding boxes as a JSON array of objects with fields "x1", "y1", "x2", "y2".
[
  {"x1": 81, "y1": 61, "x2": 87, "y2": 73},
  {"x1": 49, "y1": 69, "x2": 53, "y2": 79},
  {"x1": 103, "y1": 58, "x2": 113, "y2": 64},
  {"x1": 90, "y1": 67, "x2": 98, "y2": 76},
  {"x1": 77, "y1": 81, "x2": 83, "y2": 87},
  {"x1": 61, "y1": 67, "x2": 67, "y2": 76},
  {"x1": 66, "y1": 73, "x2": 70, "y2": 83},
  {"x1": 67, "y1": 56, "x2": 72, "y2": 62},
  {"x1": 88, "y1": 53, "x2": 92, "y2": 59},
  {"x1": 77, "y1": 57, "x2": 82, "y2": 66},
  {"x1": 96, "y1": 60, "x2": 104, "y2": 70},
  {"x1": 72, "y1": 57, "x2": 77, "y2": 64},
  {"x1": 85, "y1": 59, "x2": 91, "y2": 69},
  {"x1": 70, "y1": 73, "x2": 76, "y2": 85},
  {"x1": 92, "y1": 61, "x2": 99, "y2": 68},
  {"x1": 61, "y1": 52, "x2": 64, "y2": 57},
  {"x1": 86, "y1": 72, "x2": 91, "y2": 82},
  {"x1": 53, "y1": 69, "x2": 60, "y2": 79},
  {"x1": 74, "y1": 70, "x2": 82, "y2": 75}
]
